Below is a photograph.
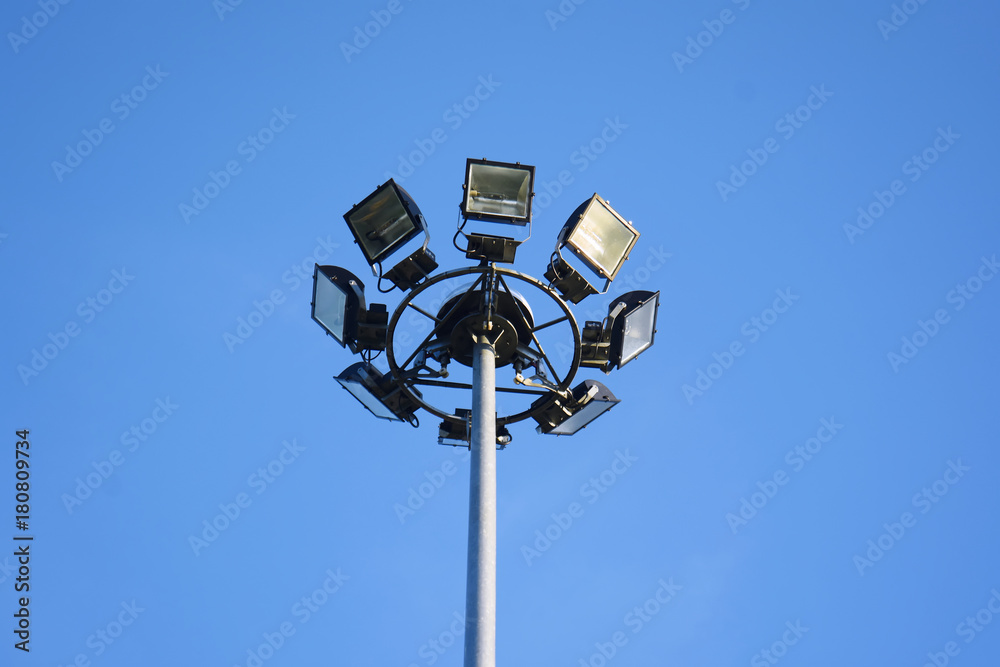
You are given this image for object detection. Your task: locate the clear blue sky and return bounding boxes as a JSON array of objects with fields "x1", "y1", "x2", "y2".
[{"x1": 3, "y1": 1, "x2": 999, "y2": 665}]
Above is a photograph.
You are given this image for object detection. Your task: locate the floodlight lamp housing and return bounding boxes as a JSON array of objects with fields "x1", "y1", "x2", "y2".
[
  {"x1": 558, "y1": 194, "x2": 639, "y2": 282},
  {"x1": 461, "y1": 158, "x2": 535, "y2": 225},
  {"x1": 344, "y1": 179, "x2": 426, "y2": 266},
  {"x1": 531, "y1": 380, "x2": 620, "y2": 436},
  {"x1": 609, "y1": 290, "x2": 660, "y2": 369},
  {"x1": 311, "y1": 265, "x2": 364, "y2": 349},
  {"x1": 335, "y1": 362, "x2": 421, "y2": 427},
  {"x1": 311, "y1": 265, "x2": 388, "y2": 353}
]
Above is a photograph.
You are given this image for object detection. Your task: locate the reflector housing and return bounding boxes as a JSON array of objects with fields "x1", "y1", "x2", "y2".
[
  {"x1": 610, "y1": 291, "x2": 659, "y2": 369},
  {"x1": 344, "y1": 179, "x2": 425, "y2": 266},
  {"x1": 335, "y1": 362, "x2": 422, "y2": 425},
  {"x1": 561, "y1": 194, "x2": 638, "y2": 280},
  {"x1": 311, "y1": 266, "x2": 363, "y2": 348},
  {"x1": 531, "y1": 380, "x2": 620, "y2": 435},
  {"x1": 461, "y1": 159, "x2": 534, "y2": 225}
]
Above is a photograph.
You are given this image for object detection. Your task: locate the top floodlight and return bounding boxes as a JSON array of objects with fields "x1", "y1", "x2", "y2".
[
  {"x1": 559, "y1": 194, "x2": 638, "y2": 281},
  {"x1": 461, "y1": 158, "x2": 534, "y2": 225},
  {"x1": 311, "y1": 265, "x2": 387, "y2": 353},
  {"x1": 344, "y1": 179, "x2": 426, "y2": 266}
]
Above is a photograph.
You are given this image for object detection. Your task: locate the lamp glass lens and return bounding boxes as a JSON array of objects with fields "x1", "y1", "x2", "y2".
[
  {"x1": 467, "y1": 164, "x2": 531, "y2": 219},
  {"x1": 347, "y1": 186, "x2": 418, "y2": 264},
  {"x1": 619, "y1": 298, "x2": 657, "y2": 366},
  {"x1": 336, "y1": 376, "x2": 401, "y2": 421},
  {"x1": 549, "y1": 400, "x2": 616, "y2": 435},
  {"x1": 568, "y1": 200, "x2": 637, "y2": 278},
  {"x1": 313, "y1": 272, "x2": 348, "y2": 344}
]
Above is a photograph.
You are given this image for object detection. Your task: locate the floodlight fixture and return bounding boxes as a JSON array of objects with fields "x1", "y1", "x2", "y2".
[
  {"x1": 580, "y1": 290, "x2": 660, "y2": 372},
  {"x1": 531, "y1": 379, "x2": 620, "y2": 435},
  {"x1": 438, "y1": 408, "x2": 512, "y2": 448},
  {"x1": 344, "y1": 179, "x2": 426, "y2": 266},
  {"x1": 335, "y1": 362, "x2": 422, "y2": 426},
  {"x1": 558, "y1": 194, "x2": 639, "y2": 282},
  {"x1": 610, "y1": 290, "x2": 659, "y2": 369},
  {"x1": 311, "y1": 265, "x2": 387, "y2": 353},
  {"x1": 461, "y1": 158, "x2": 535, "y2": 225}
]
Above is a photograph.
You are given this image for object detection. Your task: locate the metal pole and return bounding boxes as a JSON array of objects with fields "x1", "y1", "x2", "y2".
[{"x1": 464, "y1": 335, "x2": 496, "y2": 667}]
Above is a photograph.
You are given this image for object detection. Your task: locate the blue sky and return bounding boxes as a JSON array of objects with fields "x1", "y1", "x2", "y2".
[{"x1": 3, "y1": 0, "x2": 999, "y2": 665}]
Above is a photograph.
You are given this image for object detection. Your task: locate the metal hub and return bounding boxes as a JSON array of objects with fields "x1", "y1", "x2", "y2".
[
  {"x1": 385, "y1": 265, "x2": 582, "y2": 426},
  {"x1": 448, "y1": 314, "x2": 521, "y2": 367},
  {"x1": 436, "y1": 285, "x2": 535, "y2": 368}
]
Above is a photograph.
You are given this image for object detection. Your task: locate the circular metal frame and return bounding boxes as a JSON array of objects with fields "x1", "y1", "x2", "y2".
[{"x1": 386, "y1": 264, "x2": 581, "y2": 426}]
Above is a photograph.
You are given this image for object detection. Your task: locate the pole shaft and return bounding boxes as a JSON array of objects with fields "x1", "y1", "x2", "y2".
[{"x1": 464, "y1": 336, "x2": 496, "y2": 667}]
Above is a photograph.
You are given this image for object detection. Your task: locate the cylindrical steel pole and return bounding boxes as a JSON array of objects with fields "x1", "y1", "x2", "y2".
[{"x1": 464, "y1": 335, "x2": 497, "y2": 667}]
